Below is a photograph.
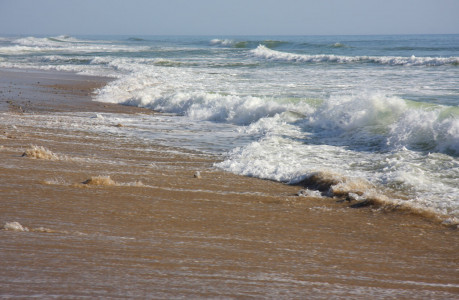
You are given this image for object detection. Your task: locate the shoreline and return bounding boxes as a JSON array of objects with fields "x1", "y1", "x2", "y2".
[{"x1": 1, "y1": 68, "x2": 458, "y2": 298}]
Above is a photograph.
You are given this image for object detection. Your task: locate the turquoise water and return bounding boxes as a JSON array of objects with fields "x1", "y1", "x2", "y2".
[{"x1": 0, "y1": 34, "x2": 458, "y2": 222}]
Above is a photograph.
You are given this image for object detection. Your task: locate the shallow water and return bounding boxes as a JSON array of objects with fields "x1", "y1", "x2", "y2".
[
  {"x1": 1, "y1": 70, "x2": 458, "y2": 299},
  {"x1": 1, "y1": 34, "x2": 458, "y2": 222}
]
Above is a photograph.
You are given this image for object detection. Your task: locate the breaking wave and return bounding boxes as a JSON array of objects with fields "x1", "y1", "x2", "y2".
[
  {"x1": 210, "y1": 39, "x2": 235, "y2": 47},
  {"x1": 96, "y1": 74, "x2": 311, "y2": 125},
  {"x1": 2, "y1": 34, "x2": 457, "y2": 225},
  {"x1": 251, "y1": 45, "x2": 459, "y2": 66},
  {"x1": 210, "y1": 39, "x2": 288, "y2": 49},
  {"x1": 0, "y1": 35, "x2": 150, "y2": 55},
  {"x1": 215, "y1": 92, "x2": 459, "y2": 222},
  {"x1": 302, "y1": 93, "x2": 459, "y2": 155},
  {"x1": 99, "y1": 71, "x2": 459, "y2": 156}
]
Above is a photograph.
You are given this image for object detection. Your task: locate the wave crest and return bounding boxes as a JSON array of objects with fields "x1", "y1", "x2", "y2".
[
  {"x1": 388, "y1": 108, "x2": 459, "y2": 155},
  {"x1": 210, "y1": 39, "x2": 235, "y2": 47},
  {"x1": 302, "y1": 93, "x2": 459, "y2": 155},
  {"x1": 97, "y1": 76, "x2": 305, "y2": 125},
  {"x1": 251, "y1": 45, "x2": 459, "y2": 66}
]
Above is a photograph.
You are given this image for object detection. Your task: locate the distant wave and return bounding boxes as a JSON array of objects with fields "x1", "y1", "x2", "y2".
[
  {"x1": 210, "y1": 39, "x2": 289, "y2": 49},
  {"x1": 46, "y1": 35, "x2": 76, "y2": 43},
  {"x1": 210, "y1": 39, "x2": 235, "y2": 47},
  {"x1": 385, "y1": 46, "x2": 459, "y2": 52},
  {"x1": 13, "y1": 35, "x2": 86, "y2": 47},
  {"x1": 251, "y1": 45, "x2": 459, "y2": 66},
  {"x1": 210, "y1": 39, "x2": 252, "y2": 48},
  {"x1": 0, "y1": 36, "x2": 150, "y2": 55},
  {"x1": 127, "y1": 37, "x2": 147, "y2": 42},
  {"x1": 331, "y1": 42, "x2": 348, "y2": 48}
]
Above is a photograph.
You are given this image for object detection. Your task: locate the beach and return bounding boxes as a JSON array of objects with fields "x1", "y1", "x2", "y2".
[{"x1": 0, "y1": 68, "x2": 458, "y2": 298}]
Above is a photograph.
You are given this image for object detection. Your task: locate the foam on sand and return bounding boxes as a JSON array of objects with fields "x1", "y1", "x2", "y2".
[
  {"x1": 2, "y1": 222, "x2": 82, "y2": 235},
  {"x1": 80, "y1": 175, "x2": 144, "y2": 187},
  {"x1": 82, "y1": 175, "x2": 117, "y2": 186},
  {"x1": 3, "y1": 221, "x2": 29, "y2": 232},
  {"x1": 22, "y1": 145, "x2": 63, "y2": 160}
]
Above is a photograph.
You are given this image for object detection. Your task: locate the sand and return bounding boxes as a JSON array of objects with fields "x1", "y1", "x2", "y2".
[{"x1": 0, "y1": 69, "x2": 458, "y2": 299}]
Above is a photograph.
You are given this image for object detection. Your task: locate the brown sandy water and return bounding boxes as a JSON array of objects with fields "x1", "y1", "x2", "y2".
[{"x1": 0, "y1": 69, "x2": 458, "y2": 299}]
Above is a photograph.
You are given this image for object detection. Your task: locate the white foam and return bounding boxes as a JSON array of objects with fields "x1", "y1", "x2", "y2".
[
  {"x1": 388, "y1": 108, "x2": 459, "y2": 155},
  {"x1": 3, "y1": 221, "x2": 29, "y2": 232},
  {"x1": 251, "y1": 45, "x2": 459, "y2": 66},
  {"x1": 96, "y1": 71, "x2": 310, "y2": 125},
  {"x1": 305, "y1": 92, "x2": 407, "y2": 131},
  {"x1": 210, "y1": 39, "x2": 234, "y2": 46},
  {"x1": 0, "y1": 36, "x2": 150, "y2": 55},
  {"x1": 1, "y1": 35, "x2": 457, "y2": 222},
  {"x1": 298, "y1": 189, "x2": 324, "y2": 198},
  {"x1": 215, "y1": 92, "x2": 459, "y2": 219}
]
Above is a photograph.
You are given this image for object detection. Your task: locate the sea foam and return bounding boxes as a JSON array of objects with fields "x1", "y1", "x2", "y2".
[
  {"x1": 251, "y1": 45, "x2": 459, "y2": 66},
  {"x1": 2, "y1": 34, "x2": 457, "y2": 223},
  {"x1": 215, "y1": 91, "x2": 459, "y2": 220},
  {"x1": 22, "y1": 145, "x2": 63, "y2": 160},
  {"x1": 3, "y1": 222, "x2": 29, "y2": 232},
  {"x1": 96, "y1": 75, "x2": 308, "y2": 125},
  {"x1": 210, "y1": 39, "x2": 234, "y2": 47},
  {"x1": 0, "y1": 36, "x2": 150, "y2": 55}
]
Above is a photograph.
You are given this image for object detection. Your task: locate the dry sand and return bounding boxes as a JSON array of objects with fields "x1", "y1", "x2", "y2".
[{"x1": 0, "y1": 69, "x2": 458, "y2": 299}]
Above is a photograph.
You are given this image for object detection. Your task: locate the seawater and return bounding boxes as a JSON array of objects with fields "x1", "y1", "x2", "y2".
[{"x1": 1, "y1": 34, "x2": 458, "y2": 222}]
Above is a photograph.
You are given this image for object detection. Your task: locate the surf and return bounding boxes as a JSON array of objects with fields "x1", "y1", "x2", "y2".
[{"x1": 251, "y1": 45, "x2": 459, "y2": 66}]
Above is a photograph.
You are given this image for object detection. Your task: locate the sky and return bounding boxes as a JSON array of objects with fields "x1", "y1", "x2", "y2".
[{"x1": 0, "y1": 0, "x2": 458, "y2": 36}]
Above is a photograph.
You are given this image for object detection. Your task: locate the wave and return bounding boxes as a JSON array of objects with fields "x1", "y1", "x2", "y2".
[
  {"x1": 218, "y1": 139, "x2": 459, "y2": 224},
  {"x1": 385, "y1": 46, "x2": 459, "y2": 52},
  {"x1": 305, "y1": 93, "x2": 459, "y2": 156},
  {"x1": 47, "y1": 35, "x2": 77, "y2": 43},
  {"x1": 262, "y1": 40, "x2": 289, "y2": 48},
  {"x1": 97, "y1": 67, "x2": 459, "y2": 156},
  {"x1": 331, "y1": 42, "x2": 347, "y2": 48},
  {"x1": 387, "y1": 107, "x2": 459, "y2": 156},
  {"x1": 210, "y1": 39, "x2": 289, "y2": 49},
  {"x1": 13, "y1": 35, "x2": 86, "y2": 47},
  {"x1": 238, "y1": 92, "x2": 459, "y2": 157},
  {"x1": 1, "y1": 36, "x2": 150, "y2": 55},
  {"x1": 251, "y1": 45, "x2": 459, "y2": 66},
  {"x1": 98, "y1": 85, "x2": 304, "y2": 126},
  {"x1": 210, "y1": 39, "x2": 235, "y2": 47},
  {"x1": 40, "y1": 55, "x2": 93, "y2": 65},
  {"x1": 215, "y1": 93, "x2": 459, "y2": 222},
  {"x1": 127, "y1": 37, "x2": 147, "y2": 42}
]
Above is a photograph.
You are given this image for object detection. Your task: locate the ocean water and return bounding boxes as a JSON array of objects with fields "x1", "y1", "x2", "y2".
[{"x1": 1, "y1": 34, "x2": 458, "y2": 223}]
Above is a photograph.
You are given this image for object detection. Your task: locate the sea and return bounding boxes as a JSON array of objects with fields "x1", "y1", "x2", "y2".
[{"x1": 1, "y1": 34, "x2": 458, "y2": 224}]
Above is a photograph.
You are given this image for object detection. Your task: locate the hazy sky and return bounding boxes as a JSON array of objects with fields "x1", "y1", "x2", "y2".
[{"x1": 1, "y1": 0, "x2": 458, "y2": 36}]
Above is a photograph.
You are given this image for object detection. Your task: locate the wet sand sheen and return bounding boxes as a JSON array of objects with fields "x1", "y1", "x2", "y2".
[{"x1": 0, "y1": 69, "x2": 458, "y2": 299}]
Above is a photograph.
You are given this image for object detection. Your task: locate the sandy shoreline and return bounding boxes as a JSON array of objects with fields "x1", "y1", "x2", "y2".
[{"x1": 1, "y1": 69, "x2": 458, "y2": 298}]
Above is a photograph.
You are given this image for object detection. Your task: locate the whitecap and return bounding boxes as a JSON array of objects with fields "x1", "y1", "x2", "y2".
[{"x1": 250, "y1": 45, "x2": 459, "y2": 66}]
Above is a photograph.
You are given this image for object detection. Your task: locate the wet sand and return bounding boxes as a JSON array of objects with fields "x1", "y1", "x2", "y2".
[{"x1": 0, "y1": 69, "x2": 458, "y2": 299}]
